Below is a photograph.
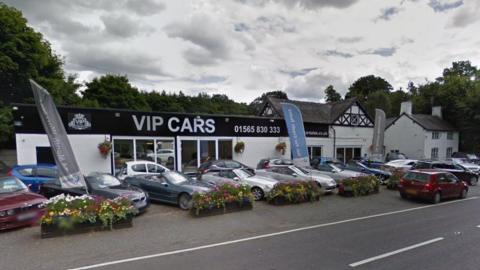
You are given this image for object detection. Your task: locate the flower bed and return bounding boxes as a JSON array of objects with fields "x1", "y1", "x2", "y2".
[
  {"x1": 338, "y1": 175, "x2": 380, "y2": 197},
  {"x1": 190, "y1": 183, "x2": 254, "y2": 217},
  {"x1": 266, "y1": 181, "x2": 321, "y2": 205},
  {"x1": 40, "y1": 194, "x2": 137, "y2": 238},
  {"x1": 385, "y1": 169, "x2": 405, "y2": 190}
]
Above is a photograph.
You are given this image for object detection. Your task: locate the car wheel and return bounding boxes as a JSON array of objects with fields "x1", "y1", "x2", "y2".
[
  {"x1": 469, "y1": 177, "x2": 477, "y2": 186},
  {"x1": 178, "y1": 193, "x2": 192, "y2": 210},
  {"x1": 432, "y1": 192, "x2": 441, "y2": 204},
  {"x1": 378, "y1": 175, "x2": 386, "y2": 185},
  {"x1": 459, "y1": 188, "x2": 468, "y2": 199},
  {"x1": 251, "y1": 187, "x2": 264, "y2": 201}
]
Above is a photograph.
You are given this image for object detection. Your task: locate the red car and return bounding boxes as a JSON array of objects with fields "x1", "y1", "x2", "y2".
[
  {"x1": 0, "y1": 176, "x2": 47, "y2": 231},
  {"x1": 398, "y1": 170, "x2": 468, "y2": 204}
]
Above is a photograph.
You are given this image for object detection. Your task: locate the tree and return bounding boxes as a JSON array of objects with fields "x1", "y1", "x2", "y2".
[
  {"x1": 82, "y1": 74, "x2": 150, "y2": 111},
  {"x1": 249, "y1": 91, "x2": 288, "y2": 114},
  {"x1": 324, "y1": 85, "x2": 342, "y2": 102},
  {"x1": 363, "y1": 91, "x2": 391, "y2": 118},
  {"x1": 345, "y1": 75, "x2": 393, "y2": 101}
]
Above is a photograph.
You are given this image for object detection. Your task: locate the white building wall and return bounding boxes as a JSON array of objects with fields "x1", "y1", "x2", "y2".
[
  {"x1": 423, "y1": 131, "x2": 459, "y2": 160},
  {"x1": 334, "y1": 126, "x2": 374, "y2": 157},
  {"x1": 16, "y1": 133, "x2": 111, "y2": 174},
  {"x1": 233, "y1": 137, "x2": 290, "y2": 168},
  {"x1": 385, "y1": 116, "x2": 426, "y2": 159}
]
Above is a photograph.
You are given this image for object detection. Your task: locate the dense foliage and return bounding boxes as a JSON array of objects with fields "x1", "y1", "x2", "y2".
[
  {"x1": 41, "y1": 194, "x2": 136, "y2": 229},
  {"x1": 385, "y1": 168, "x2": 406, "y2": 190},
  {"x1": 266, "y1": 181, "x2": 321, "y2": 204},
  {"x1": 191, "y1": 183, "x2": 253, "y2": 215},
  {"x1": 339, "y1": 176, "x2": 380, "y2": 197}
]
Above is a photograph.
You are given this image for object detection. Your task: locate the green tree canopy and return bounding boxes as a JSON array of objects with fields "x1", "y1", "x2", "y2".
[
  {"x1": 249, "y1": 90, "x2": 288, "y2": 114},
  {"x1": 345, "y1": 75, "x2": 393, "y2": 101},
  {"x1": 324, "y1": 85, "x2": 342, "y2": 102}
]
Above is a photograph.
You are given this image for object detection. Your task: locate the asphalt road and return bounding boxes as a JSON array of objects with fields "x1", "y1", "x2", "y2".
[{"x1": 1, "y1": 186, "x2": 479, "y2": 270}]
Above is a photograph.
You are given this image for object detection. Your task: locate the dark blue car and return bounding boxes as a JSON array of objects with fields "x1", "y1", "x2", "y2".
[
  {"x1": 10, "y1": 164, "x2": 57, "y2": 192},
  {"x1": 346, "y1": 160, "x2": 391, "y2": 184}
]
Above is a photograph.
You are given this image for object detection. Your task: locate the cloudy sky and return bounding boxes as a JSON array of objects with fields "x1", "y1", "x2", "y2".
[{"x1": 5, "y1": 0, "x2": 480, "y2": 103}]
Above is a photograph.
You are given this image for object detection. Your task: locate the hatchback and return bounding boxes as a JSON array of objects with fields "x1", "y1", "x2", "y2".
[
  {"x1": 9, "y1": 164, "x2": 57, "y2": 192},
  {"x1": 397, "y1": 170, "x2": 468, "y2": 204}
]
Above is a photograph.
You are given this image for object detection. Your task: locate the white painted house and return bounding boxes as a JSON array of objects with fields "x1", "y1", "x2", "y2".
[{"x1": 384, "y1": 101, "x2": 459, "y2": 160}]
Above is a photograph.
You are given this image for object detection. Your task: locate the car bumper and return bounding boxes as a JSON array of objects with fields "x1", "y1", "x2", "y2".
[
  {"x1": 398, "y1": 187, "x2": 434, "y2": 200},
  {"x1": 133, "y1": 199, "x2": 150, "y2": 213},
  {"x1": 0, "y1": 209, "x2": 44, "y2": 231}
]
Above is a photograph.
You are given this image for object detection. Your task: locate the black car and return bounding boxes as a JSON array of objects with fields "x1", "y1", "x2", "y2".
[
  {"x1": 198, "y1": 160, "x2": 254, "y2": 175},
  {"x1": 256, "y1": 158, "x2": 294, "y2": 169},
  {"x1": 125, "y1": 171, "x2": 213, "y2": 210},
  {"x1": 413, "y1": 161, "x2": 478, "y2": 186},
  {"x1": 39, "y1": 173, "x2": 150, "y2": 212}
]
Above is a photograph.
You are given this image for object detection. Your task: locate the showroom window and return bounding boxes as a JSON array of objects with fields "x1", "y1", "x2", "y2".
[
  {"x1": 336, "y1": 147, "x2": 362, "y2": 163},
  {"x1": 308, "y1": 146, "x2": 322, "y2": 159}
]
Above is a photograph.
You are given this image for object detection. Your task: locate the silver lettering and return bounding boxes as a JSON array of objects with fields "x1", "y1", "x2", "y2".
[
  {"x1": 132, "y1": 115, "x2": 146, "y2": 131},
  {"x1": 181, "y1": 118, "x2": 193, "y2": 133},
  {"x1": 168, "y1": 117, "x2": 180, "y2": 132},
  {"x1": 194, "y1": 118, "x2": 205, "y2": 133},
  {"x1": 152, "y1": 116, "x2": 164, "y2": 131},
  {"x1": 205, "y1": 119, "x2": 215, "y2": 133}
]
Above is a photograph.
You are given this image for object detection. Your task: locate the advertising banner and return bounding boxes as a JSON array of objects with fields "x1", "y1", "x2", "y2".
[
  {"x1": 371, "y1": 109, "x2": 386, "y2": 161},
  {"x1": 281, "y1": 103, "x2": 309, "y2": 167},
  {"x1": 30, "y1": 80, "x2": 86, "y2": 188}
]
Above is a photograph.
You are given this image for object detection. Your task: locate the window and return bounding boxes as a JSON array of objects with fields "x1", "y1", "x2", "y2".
[
  {"x1": 351, "y1": 114, "x2": 359, "y2": 126},
  {"x1": 218, "y1": 140, "x2": 233, "y2": 159},
  {"x1": 308, "y1": 146, "x2": 322, "y2": 159},
  {"x1": 147, "y1": 164, "x2": 165, "y2": 173},
  {"x1": 438, "y1": 174, "x2": 448, "y2": 183},
  {"x1": 131, "y1": 164, "x2": 147, "y2": 172},
  {"x1": 446, "y1": 147, "x2": 453, "y2": 158},
  {"x1": 431, "y1": 148, "x2": 439, "y2": 159},
  {"x1": 36, "y1": 167, "x2": 57, "y2": 178},
  {"x1": 17, "y1": 168, "x2": 34, "y2": 177},
  {"x1": 447, "y1": 132, "x2": 453, "y2": 140},
  {"x1": 336, "y1": 147, "x2": 362, "y2": 163},
  {"x1": 432, "y1": 132, "x2": 440, "y2": 140}
]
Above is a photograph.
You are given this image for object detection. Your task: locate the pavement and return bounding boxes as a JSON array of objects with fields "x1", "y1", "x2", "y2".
[{"x1": 1, "y1": 186, "x2": 479, "y2": 270}]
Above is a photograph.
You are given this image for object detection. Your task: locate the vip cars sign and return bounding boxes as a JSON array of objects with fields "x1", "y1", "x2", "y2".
[{"x1": 14, "y1": 105, "x2": 330, "y2": 138}]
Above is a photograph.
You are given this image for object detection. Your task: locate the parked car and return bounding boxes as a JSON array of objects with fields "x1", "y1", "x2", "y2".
[
  {"x1": 452, "y1": 152, "x2": 480, "y2": 164},
  {"x1": 412, "y1": 161, "x2": 478, "y2": 186},
  {"x1": 9, "y1": 164, "x2": 57, "y2": 192},
  {"x1": 116, "y1": 160, "x2": 169, "y2": 180},
  {"x1": 146, "y1": 149, "x2": 175, "y2": 164},
  {"x1": 256, "y1": 165, "x2": 338, "y2": 193},
  {"x1": 384, "y1": 159, "x2": 418, "y2": 171},
  {"x1": 345, "y1": 160, "x2": 392, "y2": 184},
  {"x1": 198, "y1": 160, "x2": 254, "y2": 175},
  {"x1": 201, "y1": 168, "x2": 277, "y2": 200},
  {"x1": 385, "y1": 152, "x2": 408, "y2": 162},
  {"x1": 449, "y1": 158, "x2": 480, "y2": 173},
  {"x1": 39, "y1": 173, "x2": 149, "y2": 213},
  {"x1": 0, "y1": 161, "x2": 11, "y2": 177},
  {"x1": 256, "y1": 158, "x2": 294, "y2": 169},
  {"x1": 358, "y1": 159, "x2": 385, "y2": 170},
  {"x1": 309, "y1": 162, "x2": 366, "y2": 182},
  {"x1": 310, "y1": 157, "x2": 343, "y2": 166},
  {"x1": 0, "y1": 176, "x2": 47, "y2": 230},
  {"x1": 397, "y1": 170, "x2": 468, "y2": 203},
  {"x1": 124, "y1": 171, "x2": 212, "y2": 210}
]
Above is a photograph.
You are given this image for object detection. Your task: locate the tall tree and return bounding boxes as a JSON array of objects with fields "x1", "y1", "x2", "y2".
[
  {"x1": 82, "y1": 74, "x2": 150, "y2": 111},
  {"x1": 324, "y1": 85, "x2": 342, "y2": 102},
  {"x1": 345, "y1": 75, "x2": 393, "y2": 101}
]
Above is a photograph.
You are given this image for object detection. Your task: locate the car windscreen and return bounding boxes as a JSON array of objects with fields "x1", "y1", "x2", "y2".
[
  {"x1": 0, "y1": 177, "x2": 28, "y2": 193},
  {"x1": 413, "y1": 162, "x2": 431, "y2": 169},
  {"x1": 234, "y1": 168, "x2": 254, "y2": 178},
  {"x1": 330, "y1": 163, "x2": 344, "y2": 171},
  {"x1": 403, "y1": 172, "x2": 430, "y2": 182},
  {"x1": 87, "y1": 174, "x2": 122, "y2": 189},
  {"x1": 164, "y1": 171, "x2": 189, "y2": 184},
  {"x1": 292, "y1": 166, "x2": 309, "y2": 175}
]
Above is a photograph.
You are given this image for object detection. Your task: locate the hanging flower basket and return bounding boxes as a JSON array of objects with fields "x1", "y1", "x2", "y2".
[
  {"x1": 275, "y1": 142, "x2": 287, "y2": 155},
  {"x1": 98, "y1": 140, "x2": 112, "y2": 158},
  {"x1": 234, "y1": 141, "x2": 245, "y2": 153}
]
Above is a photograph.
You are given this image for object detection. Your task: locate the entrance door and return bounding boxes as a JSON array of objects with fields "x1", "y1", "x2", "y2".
[
  {"x1": 181, "y1": 140, "x2": 198, "y2": 173},
  {"x1": 336, "y1": 147, "x2": 362, "y2": 163},
  {"x1": 179, "y1": 139, "x2": 233, "y2": 172}
]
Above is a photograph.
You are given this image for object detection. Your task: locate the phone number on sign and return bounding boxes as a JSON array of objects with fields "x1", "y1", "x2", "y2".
[{"x1": 233, "y1": 125, "x2": 281, "y2": 134}]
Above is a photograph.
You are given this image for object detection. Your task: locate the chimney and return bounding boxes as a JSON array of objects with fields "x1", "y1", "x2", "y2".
[
  {"x1": 400, "y1": 101, "x2": 412, "y2": 115},
  {"x1": 432, "y1": 106, "x2": 442, "y2": 119}
]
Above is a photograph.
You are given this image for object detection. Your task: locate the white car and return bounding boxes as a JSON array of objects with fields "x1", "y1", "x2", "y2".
[
  {"x1": 384, "y1": 159, "x2": 418, "y2": 171},
  {"x1": 450, "y1": 158, "x2": 480, "y2": 173},
  {"x1": 201, "y1": 168, "x2": 277, "y2": 200},
  {"x1": 146, "y1": 149, "x2": 175, "y2": 163},
  {"x1": 116, "y1": 160, "x2": 170, "y2": 180}
]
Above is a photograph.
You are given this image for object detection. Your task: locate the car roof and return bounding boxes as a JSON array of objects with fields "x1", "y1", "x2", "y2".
[
  {"x1": 126, "y1": 160, "x2": 159, "y2": 165},
  {"x1": 13, "y1": 163, "x2": 57, "y2": 168},
  {"x1": 409, "y1": 169, "x2": 445, "y2": 175}
]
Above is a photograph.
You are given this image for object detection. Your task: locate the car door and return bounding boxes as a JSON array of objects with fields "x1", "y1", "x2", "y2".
[
  {"x1": 437, "y1": 173, "x2": 454, "y2": 198},
  {"x1": 137, "y1": 176, "x2": 164, "y2": 200},
  {"x1": 147, "y1": 163, "x2": 166, "y2": 175},
  {"x1": 445, "y1": 173, "x2": 463, "y2": 197}
]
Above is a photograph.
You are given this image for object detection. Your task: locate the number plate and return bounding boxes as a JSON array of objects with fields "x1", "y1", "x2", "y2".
[
  {"x1": 405, "y1": 189, "x2": 417, "y2": 195},
  {"x1": 17, "y1": 212, "x2": 38, "y2": 221}
]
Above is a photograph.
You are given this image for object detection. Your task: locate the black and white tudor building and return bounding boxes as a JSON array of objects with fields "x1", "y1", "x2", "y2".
[{"x1": 13, "y1": 97, "x2": 374, "y2": 175}]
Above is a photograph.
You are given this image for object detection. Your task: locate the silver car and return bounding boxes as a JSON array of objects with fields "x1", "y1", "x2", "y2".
[
  {"x1": 201, "y1": 168, "x2": 277, "y2": 200},
  {"x1": 256, "y1": 165, "x2": 338, "y2": 193},
  {"x1": 310, "y1": 162, "x2": 366, "y2": 182}
]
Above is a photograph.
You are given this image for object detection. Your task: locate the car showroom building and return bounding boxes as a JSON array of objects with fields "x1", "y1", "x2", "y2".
[{"x1": 13, "y1": 97, "x2": 374, "y2": 174}]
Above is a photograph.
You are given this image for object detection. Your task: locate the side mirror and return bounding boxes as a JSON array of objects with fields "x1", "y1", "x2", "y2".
[
  {"x1": 331, "y1": 169, "x2": 336, "y2": 173},
  {"x1": 292, "y1": 173, "x2": 298, "y2": 177},
  {"x1": 233, "y1": 177, "x2": 240, "y2": 181}
]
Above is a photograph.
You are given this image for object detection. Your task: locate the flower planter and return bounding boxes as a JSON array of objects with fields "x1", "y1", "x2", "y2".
[
  {"x1": 269, "y1": 194, "x2": 320, "y2": 206},
  {"x1": 190, "y1": 201, "x2": 253, "y2": 217},
  {"x1": 40, "y1": 216, "x2": 133, "y2": 238}
]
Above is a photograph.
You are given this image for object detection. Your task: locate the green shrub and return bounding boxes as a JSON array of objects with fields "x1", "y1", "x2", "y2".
[
  {"x1": 385, "y1": 168, "x2": 405, "y2": 190},
  {"x1": 339, "y1": 175, "x2": 379, "y2": 197},
  {"x1": 266, "y1": 181, "x2": 321, "y2": 204},
  {"x1": 191, "y1": 183, "x2": 253, "y2": 215}
]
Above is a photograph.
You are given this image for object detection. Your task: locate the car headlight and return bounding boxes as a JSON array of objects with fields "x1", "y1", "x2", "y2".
[
  {"x1": 0, "y1": 211, "x2": 5, "y2": 217},
  {"x1": 7, "y1": 209, "x2": 15, "y2": 216}
]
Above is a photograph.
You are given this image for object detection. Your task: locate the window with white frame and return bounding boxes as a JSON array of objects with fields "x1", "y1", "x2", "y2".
[
  {"x1": 432, "y1": 132, "x2": 440, "y2": 140},
  {"x1": 431, "y1": 147, "x2": 439, "y2": 159},
  {"x1": 446, "y1": 147, "x2": 453, "y2": 158},
  {"x1": 447, "y1": 132, "x2": 453, "y2": 140}
]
